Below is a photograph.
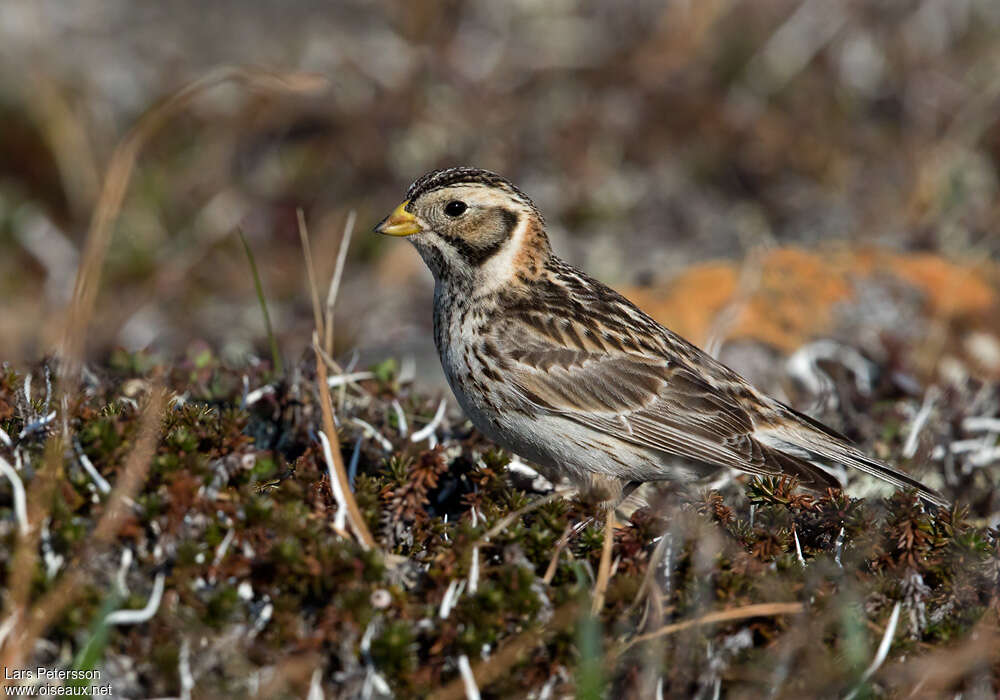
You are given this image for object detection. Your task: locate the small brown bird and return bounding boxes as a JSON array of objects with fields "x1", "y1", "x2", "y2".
[{"x1": 375, "y1": 167, "x2": 946, "y2": 603}]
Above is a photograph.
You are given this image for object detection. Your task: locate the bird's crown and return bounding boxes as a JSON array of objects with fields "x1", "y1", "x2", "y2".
[{"x1": 406, "y1": 167, "x2": 536, "y2": 212}]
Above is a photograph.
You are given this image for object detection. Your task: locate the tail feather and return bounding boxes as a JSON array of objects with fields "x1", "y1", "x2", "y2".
[
  {"x1": 757, "y1": 425, "x2": 949, "y2": 508},
  {"x1": 804, "y1": 440, "x2": 948, "y2": 507}
]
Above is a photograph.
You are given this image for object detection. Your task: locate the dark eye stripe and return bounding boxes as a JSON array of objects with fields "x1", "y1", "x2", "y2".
[{"x1": 440, "y1": 208, "x2": 520, "y2": 266}]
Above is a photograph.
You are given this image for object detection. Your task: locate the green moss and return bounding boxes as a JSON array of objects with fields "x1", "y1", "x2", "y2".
[
  {"x1": 370, "y1": 620, "x2": 416, "y2": 676},
  {"x1": 249, "y1": 455, "x2": 277, "y2": 482},
  {"x1": 3, "y1": 351, "x2": 995, "y2": 698},
  {"x1": 79, "y1": 416, "x2": 122, "y2": 455},
  {"x1": 243, "y1": 493, "x2": 275, "y2": 525},
  {"x1": 205, "y1": 585, "x2": 241, "y2": 628},
  {"x1": 175, "y1": 540, "x2": 203, "y2": 568}
]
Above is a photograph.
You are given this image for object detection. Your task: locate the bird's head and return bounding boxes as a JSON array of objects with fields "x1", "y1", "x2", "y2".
[{"x1": 374, "y1": 167, "x2": 551, "y2": 291}]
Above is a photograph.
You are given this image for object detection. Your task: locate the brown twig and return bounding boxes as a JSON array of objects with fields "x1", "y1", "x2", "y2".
[
  {"x1": 591, "y1": 511, "x2": 616, "y2": 614},
  {"x1": 617, "y1": 601, "x2": 805, "y2": 655},
  {"x1": 312, "y1": 337, "x2": 377, "y2": 550},
  {"x1": 542, "y1": 519, "x2": 589, "y2": 584},
  {"x1": 324, "y1": 210, "x2": 356, "y2": 356}
]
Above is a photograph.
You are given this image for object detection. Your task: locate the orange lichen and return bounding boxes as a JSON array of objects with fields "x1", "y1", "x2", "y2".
[
  {"x1": 622, "y1": 247, "x2": 999, "y2": 354},
  {"x1": 884, "y1": 253, "x2": 995, "y2": 317},
  {"x1": 624, "y1": 262, "x2": 738, "y2": 344}
]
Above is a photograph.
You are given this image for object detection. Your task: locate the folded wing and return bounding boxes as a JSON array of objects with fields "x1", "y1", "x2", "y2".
[{"x1": 494, "y1": 309, "x2": 947, "y2": 506}]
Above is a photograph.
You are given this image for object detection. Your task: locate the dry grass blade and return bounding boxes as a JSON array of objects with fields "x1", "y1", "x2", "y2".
[
  {"x1": 324, "y1": 210, "x2": 356, "y2": 356},
  {"x1": 618, "y1": 602, "x2": 805, "y2": 655},
  {"x1": 312, "y1": 336, "x2": 376, "y2": 550},
  {"x1": 0, "y1": 386, "x2": 167, "y2": 682},
  {"x1": 591, "y1": 511, "x2": 616, "y2": 614},
  {"x1": 883, "y1": 611, "x2": 1000, "y2": 696},
  {"x1": 542, "y1": 519, "x2": 588, "y2": 584},
  {"x1": 2, "y1": 439, "x2": 65, "y2": 638},
  {"x1": 297, "y1": 208, "x2": 325, "y2": 339},
  {"x1": 58, "y1": 65, "x2": 327, "y2": 383},
  {"x1": 428, "y1": 601, "x2": 580, "y2": 700},
  {"x1": 238, "y1": 228, "x2": 283, "y2": 375}
]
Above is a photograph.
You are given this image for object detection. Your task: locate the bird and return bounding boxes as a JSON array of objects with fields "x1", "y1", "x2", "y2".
[{"x1": 374, "y1": 166, "x2": 947, "y2": 608}]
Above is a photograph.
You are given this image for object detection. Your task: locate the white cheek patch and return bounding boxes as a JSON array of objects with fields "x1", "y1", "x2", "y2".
[{"x1": 475, "y1": 214, "x2": 529, "y2": 294}]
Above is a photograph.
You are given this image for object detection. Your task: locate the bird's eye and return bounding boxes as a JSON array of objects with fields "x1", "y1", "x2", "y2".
[{"x1": 444, "y1": 200, "x2": 467, "y2": 217}]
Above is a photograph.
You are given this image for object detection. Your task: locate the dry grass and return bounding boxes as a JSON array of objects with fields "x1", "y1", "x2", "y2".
[
  {"x1": 0, "y1": 384, "x2": 166, "y2": 684},
  {"x1": 57, "y1": 66, "x2": 328, "y2": 383}
]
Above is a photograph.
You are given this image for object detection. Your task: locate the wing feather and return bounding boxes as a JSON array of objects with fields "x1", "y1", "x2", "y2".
[
  {"x1": 496, "y1": 315, "x2": 841, "y2": 488},
  {"x1": 493, "y1": 308, "x2": 943, "y2": 502}
]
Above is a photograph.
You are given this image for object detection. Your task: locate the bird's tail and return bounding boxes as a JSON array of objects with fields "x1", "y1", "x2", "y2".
[{"x1": 756, "y1": 409, "x2": 949, "y2": 508}]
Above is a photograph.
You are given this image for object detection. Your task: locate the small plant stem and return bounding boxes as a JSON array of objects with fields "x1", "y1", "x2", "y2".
[
  {"x1": 591, "y1": 510, "x2": 615, "y2": 614},
  {"x1": 238, "y1": 228, "x2": 283, "y2": 376},
  {"x1": 297, "y1": 208, "x2": 325, "y2": 338}
]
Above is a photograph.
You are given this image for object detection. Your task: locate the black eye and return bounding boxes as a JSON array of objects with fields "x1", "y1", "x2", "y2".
[{"x1": 444, "y1": 200, "x2": 467, "y2": 217}]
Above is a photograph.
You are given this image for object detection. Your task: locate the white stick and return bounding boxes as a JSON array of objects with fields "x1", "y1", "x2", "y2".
[
  {"x1": 0, "y1": 455, "x2": 29, "y2": 535},
  {"x1": 411, "y1": 399, "x2": 447, "y2": 443},
  {"x1": 245, "y1": 385, "x2": 275, "y2": 406},
  {"x1": 439, "y1": 579, "x2": 467, "y2": 620},
  {"x1": 0, "y1": 611, "x2": 19, "y2": 649},
  {"x1": 351, "y1": 418, "x2": 394, "y2": 453},
  {"x1": 468, "y1": 547, "x2": 480, "y2": 595},
  {"x1": 902, "y1": 388, "x2": 937, "y2": 458},
  {"x1": 318, "y1": 431, "x2": 348, "y2": 532},
  {"x1": 392, "y1": 400, "x2": 408, "y2": 438},
  {"x1": 116, "y1": 548, "x2": 133, "y2": 595},
  {"x1": 457, "y1": 655, "x2": 481, "y2": 700},
  {"x1": 327, "y1": 371, "x2": 375, "y2": 388},
  {"x1": 843, "y1": 601, "x2": 901, "y2": 700},
  {"x1": 962, "y1": 416, "x2": 1000, "y2": 433},
  {"x1": 834, "y1": 527, "x2": 845, "y2": 568},
  {"x1": 106, "y1": 572, "x2": 166, "y2": 625},
  {"x1": 792, "y1": 527, "x2": 805, "y2": 567},
  {"x1": 179, "y1": 638, "x2": 194, "y2": 700},
  {"x1": 439, "y1": 579, "x2": 461, "y2": 619},
  {"x1": 75, "y1": 442, "x2": 112, "y2": 494},
  {"x1": 40, "y1": 519, "x2": 64, "y2": 578},
  {"x1": 213, "y1": 529, "x2": 235, "y2": 566},
  {"x1": 18, "y1": 411, "x2": 56, "y2": 440},
  {"x1": 307, "y1": 667, "x2": 324, "y2": 700}
]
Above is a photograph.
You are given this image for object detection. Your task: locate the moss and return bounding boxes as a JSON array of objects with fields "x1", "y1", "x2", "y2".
[
  {"x1": 3, "y1": 353, "x2": 996, "y2": 698},
  {"x1": 243, "y1": 493, "x2": 275, "y2": 525},
  {"x1": 205, "y1": 585, "x2": 241, "y2": 628},
  {"x1": 370, "y1": 620, "x2": 417, "y2": 677},
  {"x1": 175, "y1": 540, "x2": 203, "y2": 568},
  {"x1": 78, "y1": 416, "x2": 122, "y2": 455}
]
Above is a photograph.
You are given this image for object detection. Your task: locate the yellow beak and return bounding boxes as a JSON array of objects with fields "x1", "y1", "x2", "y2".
[{"x1": 374, "y1": 200, "x2": 421, "y2": 237}]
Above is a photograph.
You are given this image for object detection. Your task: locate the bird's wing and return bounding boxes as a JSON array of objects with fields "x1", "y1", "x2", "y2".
[{"x1": 493, "y1": 313, "x2": 844, "y2": 490}]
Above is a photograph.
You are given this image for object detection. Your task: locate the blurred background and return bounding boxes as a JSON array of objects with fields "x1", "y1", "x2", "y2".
[{"x1": 2, "y1": 0, "x2": 999, "y2": 389}]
